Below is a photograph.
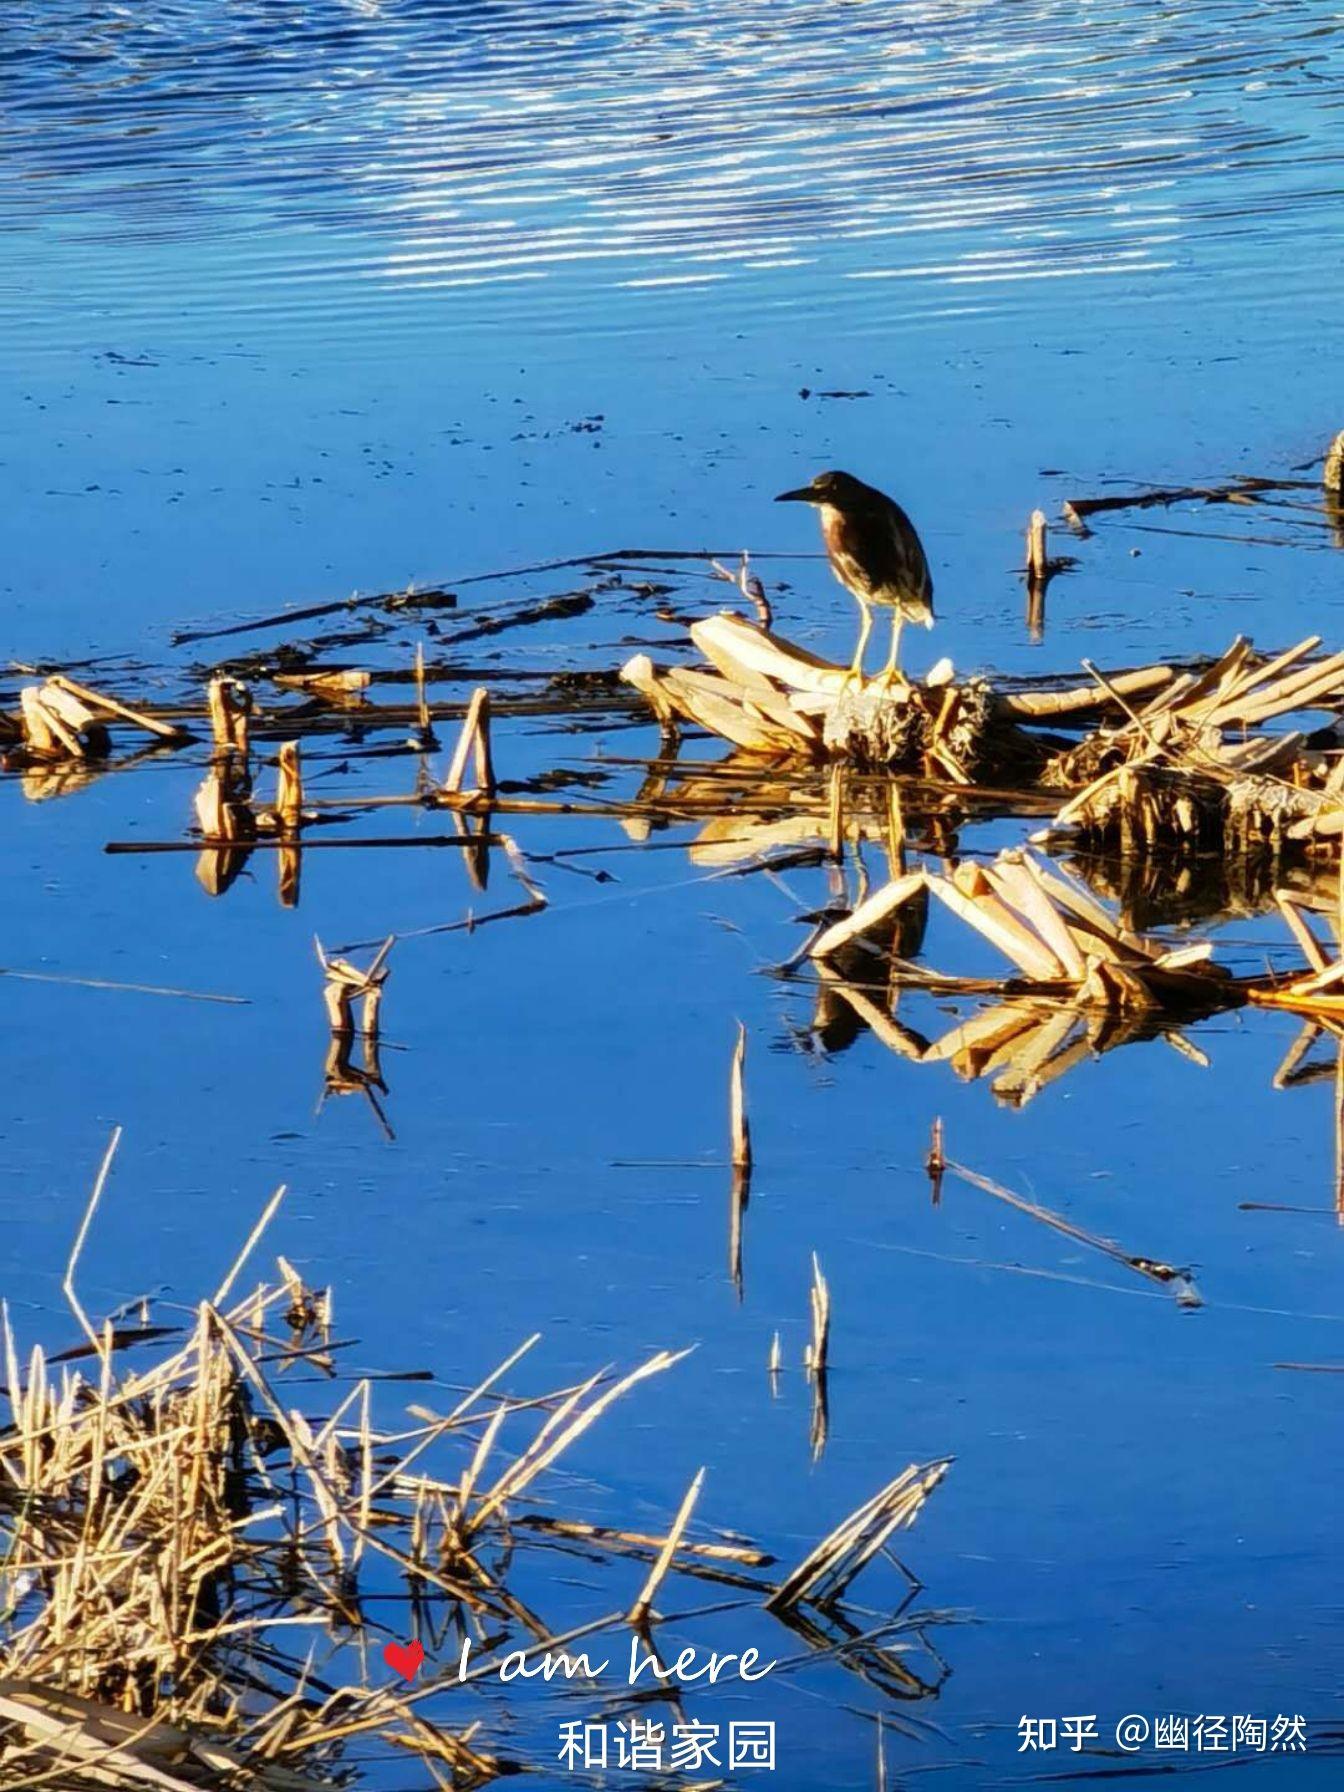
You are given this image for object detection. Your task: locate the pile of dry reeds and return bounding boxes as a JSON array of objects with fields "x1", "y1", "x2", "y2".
[
  {"x1": 1046, "y1": 635, "x2": 1344, "y2": 852},
  {"x1": 624, "y1": 613, "x2": 1013, "y2": 778},
  {"x1": 623, "y1": 614, "x2": 1344, "y2": 862},
  {"x1": 0, "y1": 1143, "x2": 954, "y2": 1790},
  {"x1": 809, "y1": 846, "x2": 1233, "y2": 1014}
]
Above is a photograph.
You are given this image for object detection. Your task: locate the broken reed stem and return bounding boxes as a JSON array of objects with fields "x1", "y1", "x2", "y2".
[
  {"x1": 805, "y1": 1253, "x2": 830, "y2": 1379},
  {"x1": 711, "y1": 552, "x2": 772, "y2": 628},
  {"x1": 316, "y1": 935, "x2": 393, "y2": 1038},
  {"x1": 925, "y1": 1117, "x2": 945, "y2": 1201},
  {"x1": 730, "y1": 1022, "x2": 752, "y2": 1172},
  {"x1": 766, "y1": 1459, "x2": 951, "y2": 1612},
  {"x1": 626, "y1": 1467, "x2": 705, "y2": 1624},
  {"x1": 61, "y1": 1128, "x2": 122, "y2": 1361},
  {"x1": 414, "y1": 640, "x2": 431, "y2": 738},
  {"x1": 442, "y1": 687, "x2": 494, "y2": 798}
]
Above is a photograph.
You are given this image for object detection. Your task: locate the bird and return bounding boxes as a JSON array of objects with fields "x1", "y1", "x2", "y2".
[{"x1": 775, "y1": 470, "x2": 934, "y2": 691}]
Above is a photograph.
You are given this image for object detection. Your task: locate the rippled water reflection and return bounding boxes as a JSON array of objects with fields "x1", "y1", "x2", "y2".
[{"x1": 5, "y1": 0, "x2": 1343, "y2": 342}]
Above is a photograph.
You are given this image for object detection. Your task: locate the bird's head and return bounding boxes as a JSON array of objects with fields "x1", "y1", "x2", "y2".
[{"x1": 775, "y1": 469, "x2": 871, "y2": 510}]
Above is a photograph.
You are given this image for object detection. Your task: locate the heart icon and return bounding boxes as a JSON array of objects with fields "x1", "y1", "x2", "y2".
[{"x1": 382, "y1": 1638, "x2": 426, "y2": 1681}]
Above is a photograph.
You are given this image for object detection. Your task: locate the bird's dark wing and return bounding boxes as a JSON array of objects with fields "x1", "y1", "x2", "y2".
[
  {"x1": 875, "y1": 499, "x2": 933, "y2": 607},
  {"x1": 825, "y1": 501, "x2": 933, "y2": 610}
]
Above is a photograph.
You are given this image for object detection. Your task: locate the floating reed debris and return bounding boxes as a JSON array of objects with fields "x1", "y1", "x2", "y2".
[
  {"x1": 1060, "y1": 473, "x2": 1308, "y2": 534},
  {"x1": 1044, "y1": 635, "x2": 1344, "y2": 856},
  {"x1": 7, "y1": 671, "x2": 191, "y2": 764},
  {"x1": 623, "y1": 605, "x2": 1344, "y2": 855},
  {"x1": 272, "y1": 665, "x2": 371, "y2": 703}
]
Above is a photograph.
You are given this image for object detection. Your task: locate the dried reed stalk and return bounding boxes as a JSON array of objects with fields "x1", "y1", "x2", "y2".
[
  {"x1": 274, "y1": 742, "x2": 303, "y2": 834},
  {"x1": 804, "y1": 1254, "x2": 830, "y2": 1379},
  {"x1": 729, "y1": 1022, "x2": 752, "y2": 1172}
]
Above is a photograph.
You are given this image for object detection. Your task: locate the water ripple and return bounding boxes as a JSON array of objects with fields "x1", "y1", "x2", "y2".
[{"x1": 2, "y1": 0, "x2": 1341, "y2": 346}]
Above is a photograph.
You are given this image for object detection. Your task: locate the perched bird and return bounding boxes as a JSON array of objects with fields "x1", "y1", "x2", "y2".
[{"x1": 775, "y1": 470, "x2": 934, "y2": 690}]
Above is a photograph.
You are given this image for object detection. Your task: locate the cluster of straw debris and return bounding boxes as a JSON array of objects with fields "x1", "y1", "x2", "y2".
[
  {"x1": 623, "y1": 604, "x2": 1344, "y2": 868},
  {"x1": 810, "y1": 847, "x2": 1233, "y2": 1013},
  {"x1": 1046, "y1": 635, "x2": 1344, "y2": 853},
  {"x1": 624, "y1": 614, "x2": 1011, "y2": 778},
  {"x1": 0, "y1": 1147, "x2": 953, "y2": 1790}
]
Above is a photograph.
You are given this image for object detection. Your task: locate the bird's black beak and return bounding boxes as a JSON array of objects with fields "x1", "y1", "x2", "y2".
[{"x1": 774, "y1": 486, "x2": 815, "y2": 504}]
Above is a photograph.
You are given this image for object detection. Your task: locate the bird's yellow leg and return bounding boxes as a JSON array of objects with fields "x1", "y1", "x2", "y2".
[
  {"x1": 877, "y1": 611, "x2": 905, "y2": 693},
  {"x1": 839, "y1": 598, "x2": 873, "y2": 696}
]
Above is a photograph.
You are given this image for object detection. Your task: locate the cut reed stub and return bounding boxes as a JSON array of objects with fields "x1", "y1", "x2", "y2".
[
  {"x1": 1026, "y1": 509, "x2": 1049, "y2": 590},
  {"x1": 925, "y1": 1117, "x2": 946, "y2": 1194},
  {"x1": 207, "y1": 676, "x2": 251, "y2": 756},
  {"x1": 315, "y1": 933, "x2": 394, "y2": 1037},
  {"x1": 274, "y1": 740, "x2": 304, "y2": 834}
]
